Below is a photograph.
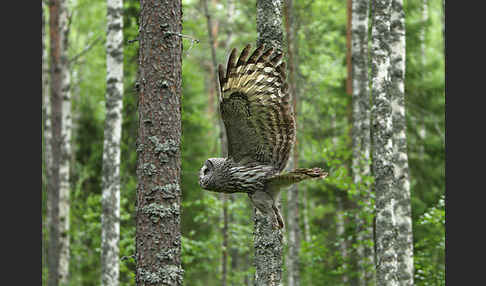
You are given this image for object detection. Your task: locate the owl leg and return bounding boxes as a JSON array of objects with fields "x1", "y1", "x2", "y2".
[{"x1": 248, "y1": 191, "x2": 282, "y2": 229}]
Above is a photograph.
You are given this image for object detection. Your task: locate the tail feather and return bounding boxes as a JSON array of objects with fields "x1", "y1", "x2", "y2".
[{"x1": 267, "y1": 167, "x2": 328, "y2": 190}]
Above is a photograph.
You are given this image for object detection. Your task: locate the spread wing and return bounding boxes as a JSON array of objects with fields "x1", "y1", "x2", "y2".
[{"x1": 217, "y1": 44, "x2": 295, "y2": 172}]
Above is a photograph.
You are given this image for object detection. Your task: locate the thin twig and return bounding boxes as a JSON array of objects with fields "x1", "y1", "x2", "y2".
[
  {"x1": 164, "y1": 31, "x2": 200, "y2": 44},
  {"x1": 121, "y1": 254, "x2": 136, "y2": 262},
  {"x1": 69, "y1": 35, "x2": 103, "y2": 64},
  {"x1": 164, "y1": 31, "x2": 200, "y2": 56},
  {"x1": 127, "y1": 37, "x2": 139, "y2": 44}
]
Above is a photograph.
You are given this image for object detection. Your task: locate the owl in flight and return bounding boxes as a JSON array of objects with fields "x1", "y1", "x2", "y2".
[{"x1": 199, "y1": 44, "x2": 328, "y2": 229}]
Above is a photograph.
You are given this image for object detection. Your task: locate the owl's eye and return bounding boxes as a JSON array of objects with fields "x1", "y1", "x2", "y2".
[{"x1": 203, "y1": 167, "x2": 209, "y2": 175}]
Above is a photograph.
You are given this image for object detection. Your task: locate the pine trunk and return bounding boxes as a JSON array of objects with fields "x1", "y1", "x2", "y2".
[
  {"x1": 48, "y1": 0, "x2": 71, "y2": 284},
  {"x1": 101, "y1": 0, "x2": 124, "y2": 285},
  {"x1": 254, "y1": 1, "x2": 284, "y2": 285},
  {"x1": 351, "y1": 0, "x2": 375, "y2": 285},
  {"x1": 135, "y1": 0, "x2": 184, "y2": 285},
  {"x1": 201, "y1": 1, "x2": 230, "y2": 284},
  {"x1": 390, "y1": 1, "x2": 414, "y2": 285},
  {"x1": 370, "y1": 0, "x2": 399, "y2": 285}
]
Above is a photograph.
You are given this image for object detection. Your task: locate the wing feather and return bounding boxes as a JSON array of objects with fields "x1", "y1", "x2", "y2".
[{"x1": 219, "y1": 45, "x2": 295, "y2": 171}]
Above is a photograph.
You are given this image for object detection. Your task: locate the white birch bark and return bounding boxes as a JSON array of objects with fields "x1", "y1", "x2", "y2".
[
  {"x1": 370, "y1": 0, "x2": 399, "y2": 285},
  {"x1": 101, "y1": 0, "x2": 123, "y2": 285},
  {"x1": 390, "y1": 0, "x2": 414, "y2": 285},
  {"x1": 47, "y1": 1, "x2": 71, "y2": 284},
  {"x1": 42, "y1": 3, "x2": 51, "y2": 279},
  {"x1": 43, "y1": 0, "x2": 52, "y2": 228},
  {"x1": 58, "y1": 0, "x2": 71, "y2": 283},
  {"x1": 418, "y1": 0, "x2": 427, "y2": 159},
  {"x1": 351, "y1": 0, "x2": 375, "y2": 285}
]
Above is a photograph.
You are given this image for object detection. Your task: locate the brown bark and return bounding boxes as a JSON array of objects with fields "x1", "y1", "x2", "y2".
[{"x1": 135, "y1": 0, "x2": 184, "y2": 285}]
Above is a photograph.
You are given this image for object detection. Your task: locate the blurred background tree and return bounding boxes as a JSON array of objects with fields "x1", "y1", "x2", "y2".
[{"x1": 41, "y1": 0, "x2": 445, "y2": 285}]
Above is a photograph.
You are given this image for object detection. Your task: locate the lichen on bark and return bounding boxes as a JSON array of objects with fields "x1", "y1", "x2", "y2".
[
  {"x1": 135, "y1": 0, "x2": 184, "y2": 285},
  {"x1": 351, "y1": 0, "x2": 376, "y2": 285},
  {"x1": 370, "y1": 0, "x2": 399, "y2": 285},
  {"x1": 389, "y1": 0, "x2": 414, "y2": 285},
  {"x1": 254, "y1": 1, "x2": 285, "y2": 285}
]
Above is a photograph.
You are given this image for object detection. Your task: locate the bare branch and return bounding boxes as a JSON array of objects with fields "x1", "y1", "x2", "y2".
[{"x1": 69, "y1": 35, "x2": 103, "y2": 64}]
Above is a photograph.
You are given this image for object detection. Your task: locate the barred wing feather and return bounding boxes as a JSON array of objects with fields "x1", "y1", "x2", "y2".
[{"x1": 218, "y1": 44, "x2": 296, "y2": 172}]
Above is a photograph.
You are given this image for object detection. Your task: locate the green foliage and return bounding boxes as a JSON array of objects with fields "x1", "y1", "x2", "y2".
[
  {"x1": 42, "y1": 0, "x2": 444, "y2": 285},
  {"x1": 414, "y1": 195, "x2": 445, "y2": 286}
]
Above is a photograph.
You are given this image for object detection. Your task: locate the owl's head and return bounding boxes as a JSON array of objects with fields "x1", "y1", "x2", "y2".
[{"x1": 199, "y1": 158, "x2": 225, "y2": 191}]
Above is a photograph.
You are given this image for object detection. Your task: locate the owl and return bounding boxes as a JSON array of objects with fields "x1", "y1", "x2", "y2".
[{"x1": 199, "y1": 44, "x2": 328, "y2": 229}]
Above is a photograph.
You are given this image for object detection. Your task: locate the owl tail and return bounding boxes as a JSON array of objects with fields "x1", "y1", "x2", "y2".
[{"x1": 267, "y1": 168, "x2": 328, "y2": 190}]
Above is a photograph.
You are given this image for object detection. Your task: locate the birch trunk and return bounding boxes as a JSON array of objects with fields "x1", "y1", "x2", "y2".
[
  {"x1": 43, "y1": 2, "x2": 52, "y2": 193},
  {"x1": 335, "y1": 195, "x2": 349, "y2": 284},
  {"x1": 254, "y1": 1, "x2": 284, "y2": 285},
  {"x1": 370, "y1": 0, "x2": 399, "y2": 285},
  {"x1": 329, "y1": 112, "x2": 350, "y2": 284},
  {"x1": 418, "y1": 0, "x2": 427, "y2": 159},
  {"x1": 351, "y1": 0, "x2": 375, "y2": 285},
  {"x1": 42, "y1": 2, "x2": 51, "y2": 280},
  {"x1": 390, "y1": 1, "x2": 414, "y2": 285},
  {"x1": 135, "y1": 0, "x2": 184, "y2": 285},
  {"x1": 48, "y1": 0, "x2": 71, "y2": 284},
  {"x1": 101, "y1": 0, "x2": 123, "y2": 285},
  {"x1": 59, "y1": 3, "x2": 71, "y2": 283}
]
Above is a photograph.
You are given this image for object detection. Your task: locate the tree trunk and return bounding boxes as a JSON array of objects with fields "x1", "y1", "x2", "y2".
[
  {"x1": 350, "y1": 0, "x2": 375, "y2": 285},
  {"x1": 418, "y1": 0, "x2": 427, "y2": 159},
  {"x1": 221, "y1": 195, "x2": 229, "y2": 286},
  {"x1": 135, "y1": 0, "x2": 184, "y2": 285},
  {"x1": 254, "y1": 1, "x2": 284, "y2": 285},
  {"x1": 346, "y1": 0, "x2": 353, "y2": 96},
  {"x1": 284, "y1": 0, "x2": 301, "y2": 285},
  {"x1": 390, "y1": 1, "x2": 414, "y2": 285},
  {"x1": 370, "y1": 0, "x2": 399, "y2": 285},
  {"x1": 330, "y1": 111, "x2": 350, "y2": 285},
  {"x1": 101, "y1": 0, "x2": 124, "y2": 285},
  {"x1": 442, "y1": 0, "x2": 444, "y2": 54},
  {"x1": 42, "y1": 2, "x2": 50, "y2": 281},
  {"x1": 201, "y1": 1, "x2": 230, "y2": 284},
  {"x1": 59, "y1": 2, "x2": 72, "y2": 283},
  {"x1": 336, "y1": 195, "x2": 349, "y2": 284},
  {"x1": 48, "y1": 0, "x2": 71, "y2": 285}
]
